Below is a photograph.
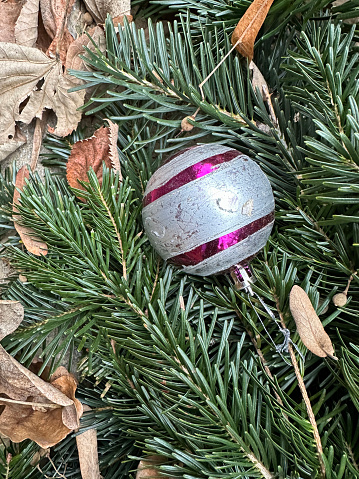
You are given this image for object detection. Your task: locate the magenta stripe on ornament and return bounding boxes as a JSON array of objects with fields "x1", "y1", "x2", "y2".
[
  {"x1": 169, "y1": 212, "x2": 275, "y2": 267},
  {"x1": 143, "y1": 149, "x2": 240, "y2": 207}
]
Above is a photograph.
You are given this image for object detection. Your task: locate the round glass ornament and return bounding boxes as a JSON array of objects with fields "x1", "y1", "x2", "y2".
[{"x1": 142, "y1": 144, "x2": 275, "y2": 284}]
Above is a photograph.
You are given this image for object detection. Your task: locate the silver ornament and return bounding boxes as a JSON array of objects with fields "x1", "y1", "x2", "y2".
[{"x1": 143, "y1": 144, "x2": 275, "y2": 276}]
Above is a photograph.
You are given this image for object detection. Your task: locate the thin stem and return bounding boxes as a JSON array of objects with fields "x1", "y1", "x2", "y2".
[
  {"x1": 98, "y1": 187, "x2": 127, "y2": 280},
  {"x1": 274, "y1": 295, "x2": 326, "y2": 478},
  {"x1": 343, "y1": 272, "x2": 357, "y2": 295},
  {"x1": 0, "y1": 397, "x2": 61, "y2": 409}
]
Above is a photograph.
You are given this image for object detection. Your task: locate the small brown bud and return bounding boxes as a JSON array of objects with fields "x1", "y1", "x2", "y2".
[
  {"x1": 181, "y1": 116, "x2": 195, "y2": 132},
  {"x1": 83, "y1": 12, "x2": 93, "y2": 25},
  {"x1": 332, "y1": 292, "x2": 347, "y2": 307},
  {"x1": 18, "y1": 274, "x2": 27, "y2": 283}
]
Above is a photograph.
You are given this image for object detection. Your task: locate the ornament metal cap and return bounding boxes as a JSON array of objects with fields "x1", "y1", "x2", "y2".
[{"x1": 230, "y1": 263, "x2": 255, "y2": 294}]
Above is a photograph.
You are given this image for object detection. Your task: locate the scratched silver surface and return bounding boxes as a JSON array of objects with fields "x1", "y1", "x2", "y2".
[{"x1": 143, "y1": 146, "x2": 275, "y2": 275}]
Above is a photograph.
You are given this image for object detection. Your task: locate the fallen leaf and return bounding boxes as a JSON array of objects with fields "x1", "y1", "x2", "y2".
[
  {"x1": 66, "y1": 123, "x2": 121, "y2": 200},
  {"x1": 15, "y1": 0, "x2": 40, "y2": 48},
  {"x1": 0, "y1": 307, "x2": 82, "y2": 447},
  {"x1": 0, "y1": 126, "x2": 26, "y2": 163},
  {"x1": 65, "y1": 26, "x2": 105, "y2": 74},
  {"x1": 231, "y1": 0, "x2": 274, "y2": 62},
  {"x1": 289, "y1": 285, "x2": 338, "y2": 359},
  {"x1": 13, "y1": 165, "x2": 48, "y2": 256},
  {"x1": 0, "y1": 42, "x2": 85, "y2": 145},
  {"x1": 82, "y1": 0, "x2": 130, "y2": 24},
  {"x1": 40, "y1": 0, "x2": 76, "y2": 64},
  {"x1": 76, "y1": 405, "x2": 101, "y2": 479},
  {"x1": 136, "y1": 455, "x2": 171, "y2": 479},
  {"x1": 0, "y1": 0, "x2": 24, "y2": 43},
  {"x1": 0, "y1": 300, "x2": 24, "y2": 340},
  {"x1": 50, "y1": 366, "x2": 83, "y2": 429},
  {"x1": 249, "y1": 61, "x2": 277, "y2": 126}
]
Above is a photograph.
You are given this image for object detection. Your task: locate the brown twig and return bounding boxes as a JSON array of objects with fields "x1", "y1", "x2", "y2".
[
  {"x1": 343, "y1": 272, "x2": 357, "y2": 296},
  {"x1": 30, "y1": 116, "x2": 45, "y2": 172},
  {"x1": 274, "y1": 295, "x2": 326, "y2": 478}
]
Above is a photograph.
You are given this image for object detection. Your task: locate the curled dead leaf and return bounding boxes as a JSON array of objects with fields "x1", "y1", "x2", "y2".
[
  {"x1": 289, "y1": 285, "x2": 338, "y2": 359},
  {"x1": 0, "y1": 309, "x2": 82, "y2": 447},
  {"x1": 13, "y1": 165, "x2": 48, "y2": 256},
  {"x1": 82, "y1": 0, "x2": 131, "y2": 24},
  {"x1": 40, "y1": 0, "x2": 76, "y2": 64},
  {"x1": 231, "y1": 0, "x2": 274, "y2": 62},
  {"x1": 65, "y1": 26, "x2": 105, "y2": 75},
  {"x1": 66, "y1": 122, "x2": 121, "y2": 200}
]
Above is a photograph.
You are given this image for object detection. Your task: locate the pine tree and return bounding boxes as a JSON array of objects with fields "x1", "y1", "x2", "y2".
[{"x1": 1, "y1": 1, "x2": 359, "y2": 478}]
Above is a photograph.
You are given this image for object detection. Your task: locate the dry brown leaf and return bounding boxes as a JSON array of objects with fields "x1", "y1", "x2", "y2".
[
  {"x1": 0, "y1": 42, "x2": 85, "y2": 145},
  {"x1": 0, "y1": 300, "x2": 24, "y2": 340},
  {"x1": 40, "y1": 0, "x2": 76, "y2": 64},
  {"x1": 136, "y1": 456, "x2": 168, "y2": 479},
  {"x1": 50, "y1": 367, "x2": 83, "y2": 429},
  {"x1": 231, "y1": 0, "x2": 274, "y2": 62},
  {"x1": 0, "y1": 126, "x2": 26, "y2": 163},
  {"x1": 15, "y1": 0, "x2": 40, "y2": 47},
  {"x1": 66, "y1": 124, "x2": 120, "y2": 200},
  {"x1": 0, "y1": 0, "x2": 24, "y2": 43},
  {"x1": 0, "y1": 311, "x2": 82, "y2": 447},
  {"x1": 65, "y1": 26, "x2": 105, "y2": 74},
  {"x1": 289, "y1": 285, "x2": 338, "y2": 359},
  {"x1": 13, "y1": 165, "x2": 48, "y2": 256},
  {"x1": 76, "y1": 406, "x2": 101, "y2": 479},
  {"x1": 83, "y1": 0, "x2": 130, "y2": 24}
]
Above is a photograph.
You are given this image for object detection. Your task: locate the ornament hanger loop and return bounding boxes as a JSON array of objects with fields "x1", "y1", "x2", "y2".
[{"x1": 231, "y1": 264, "x2": 304, "y2": 365}]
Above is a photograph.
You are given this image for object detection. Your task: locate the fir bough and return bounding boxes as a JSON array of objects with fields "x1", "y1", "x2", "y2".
[{"x1": 0, "y1": 2, "x2": 359, "y2": 478}]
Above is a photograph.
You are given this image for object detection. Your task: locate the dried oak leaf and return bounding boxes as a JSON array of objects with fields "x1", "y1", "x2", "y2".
[
  {"x1": 0, "y1": 0, "x2": 24, "y2": 43},
  {"x1": 0, "y1": 42, "x2": 85, "y2": 145},
  {"x1": 13, "y1": 165, "x2": 48, "y2": 256},
  {"x1": 83, "y1": 0, "x2": 130, "y2": 24},
  {"x1": 15, "y1": 0, "x2": 40, "y2": 48},
  {"x1": 289, "y1": 285, "x2": 338, "y2": 359},
  {"x1": 0, "y1": 305, "x2": 82, "y2": 447},
  {"x1": 66, "y1": 122, "x2": 121, "y2": 200},
  {"x1": 231, "y1": 0, "x2": 274, "y2": 62}
]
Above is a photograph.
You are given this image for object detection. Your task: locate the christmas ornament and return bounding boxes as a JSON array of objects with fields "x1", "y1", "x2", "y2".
[
  {"x1": 143, "y1": 144, "x2": 302, "y2": 364},
  {"x1": 142, "y1": 144, "x2": 275, "y2": 278}
]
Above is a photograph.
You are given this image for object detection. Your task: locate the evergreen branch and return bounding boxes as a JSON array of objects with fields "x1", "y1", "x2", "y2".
[{"x1": 97, "y1": 184, "x2": 127, "y2": 281}]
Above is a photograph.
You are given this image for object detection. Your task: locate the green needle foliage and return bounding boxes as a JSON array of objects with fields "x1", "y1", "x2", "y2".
[{"x1": 1, "y1": 1, "x2": 359, "y2": 478}]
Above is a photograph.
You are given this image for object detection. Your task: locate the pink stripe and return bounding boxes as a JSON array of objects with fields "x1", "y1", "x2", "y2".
[
  {"x1": 143, "y1": 150, "x2": 240, "y2": 207},
  {"x1": 169, "y1": 212, "x2": 275, "y2": 267}
]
